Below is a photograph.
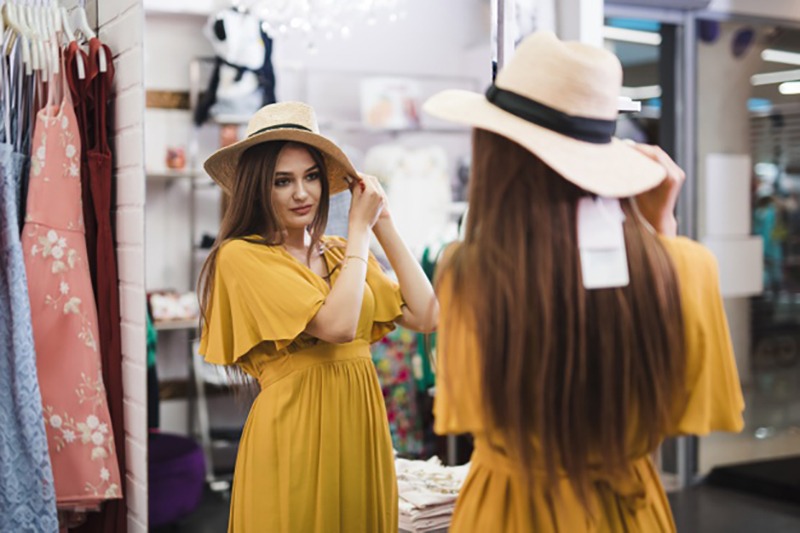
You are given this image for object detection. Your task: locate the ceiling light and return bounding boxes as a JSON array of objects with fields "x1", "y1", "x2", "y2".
[
  {"x1": 751, "y1": 69, "x2": 800, "y2": 85},
  {"x1": 254, "y1": 0, "x2": 406, "y2": 42},
  {"x1": 603, "y1": 26, "x2": 662, "y2": 46},
  {"x1": 762, "y1": 49, "x2": 800, "y2": 66},
  {"x1": 779, "y1": 81, "x2": 800, "y2": 95}
]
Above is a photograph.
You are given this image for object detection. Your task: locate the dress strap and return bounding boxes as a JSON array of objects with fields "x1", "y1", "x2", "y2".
[{"x1": 89, "y1": 38, "x2": 114, "y2": 153}]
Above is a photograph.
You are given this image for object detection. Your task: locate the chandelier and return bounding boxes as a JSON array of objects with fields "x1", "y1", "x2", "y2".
[{"x1": 245, "y1": 0, "x2": 408, "y2": 50}]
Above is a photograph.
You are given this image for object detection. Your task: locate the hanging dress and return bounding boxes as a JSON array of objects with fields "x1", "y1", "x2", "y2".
[
  {"x1": 71, "y1": 39, "x2": 129, "y2": 533},
  {"x1": 63, "y1": 41, "x2": 96, "y2": 292},
  {"x1": 0, "y1": 35, "x2": 59, "y2": 532},
  {"x1": 201, "y1": 236, "x2": 403, "y2": 533},
  {"x1": 21, "y1": 53, "x2": 122, "y2": 510}
]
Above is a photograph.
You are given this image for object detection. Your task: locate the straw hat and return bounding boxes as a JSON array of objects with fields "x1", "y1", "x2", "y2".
[
  {"x1": 204, "y1": 102, "x2": 358, "y2": 195},
  {"x1": 423, "y1": 31, "x2": 666, "y2": 198}
]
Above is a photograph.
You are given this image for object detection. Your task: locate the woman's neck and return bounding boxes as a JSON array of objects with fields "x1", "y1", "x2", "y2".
[{"x1": 283, "y1": 228, "x2": 310, "y2": 252}]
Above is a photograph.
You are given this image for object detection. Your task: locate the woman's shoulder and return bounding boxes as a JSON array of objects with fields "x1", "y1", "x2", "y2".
[
  {"x1": 322, "y1": 235, "x2": 347, "y2": 247},
  {"x1": 321, "y1": 235, "x2": 348, "y2": 260},
  {"x1": 659, "y1": 236, "x2": 722, "y2": 312},
  {"x1": 659, "y1": 236, "x2": 718, "y2": 275},
  {"x1": 217, "y1": 236, "x2": 285, "y2": 267}
]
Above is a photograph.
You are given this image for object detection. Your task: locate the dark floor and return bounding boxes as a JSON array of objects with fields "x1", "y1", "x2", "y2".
[
  {"x1": 670, "y1": 483, "x2": 800, "y2": 532},
  {"x1": 151, "y1": 481, "x2": 800, "y2": 532}
]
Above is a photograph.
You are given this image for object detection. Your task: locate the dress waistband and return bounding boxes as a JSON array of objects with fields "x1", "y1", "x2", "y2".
[
  {"x1": 471, "y1": 440, "x2": 652, "y2": 512},
  {"x1": 257, "y1": 339, "x2": 372, "y2": 389}
]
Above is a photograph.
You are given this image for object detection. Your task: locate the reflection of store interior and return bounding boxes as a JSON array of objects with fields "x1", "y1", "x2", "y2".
[
  {"x1": 140, "y1": 1, "x2": 800, "y2": 531},
  {"x1": 605, "y1": 14, "x2": 800, "y2": 477},
  {"x1": 144, "y1": 1, "x2": 484, "y2": 529}
]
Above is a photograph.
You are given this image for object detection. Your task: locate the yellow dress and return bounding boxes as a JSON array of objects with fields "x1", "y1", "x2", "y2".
[
  {"x1": 200, "y1": 236, "x2": 404, "y2": 533},
  {"x1": 434, "y1": 237, "x2": 745, "y2": 532}
]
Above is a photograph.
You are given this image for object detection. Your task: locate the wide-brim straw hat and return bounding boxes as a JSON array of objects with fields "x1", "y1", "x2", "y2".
[
  {"x1": 423, "y1": 31, "x2": 666, "y2": 198},
  {"x1": 204, "y1": 102, "x2": 358, "y2": 196}
]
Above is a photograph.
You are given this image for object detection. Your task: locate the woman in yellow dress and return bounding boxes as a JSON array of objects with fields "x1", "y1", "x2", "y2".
[
  {"x1": 198, "y1": 102, "x2": 437, "y2": 532},
  {"x1": 423, "y1": 31, "x2": 744, "y2": 532}
]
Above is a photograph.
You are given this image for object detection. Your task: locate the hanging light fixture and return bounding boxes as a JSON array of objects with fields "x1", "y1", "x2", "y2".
[{"x1": 249, "y1": 0, "x2": 408, "y2": 50}]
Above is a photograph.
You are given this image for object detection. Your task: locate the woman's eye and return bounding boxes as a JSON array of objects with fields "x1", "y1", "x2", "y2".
[
  {"x1": 306, "y1": 173, "x2": 320, "y2": 181},
  {"x1": 275, "y1": 178, "x2": 290, "y2": 187}
]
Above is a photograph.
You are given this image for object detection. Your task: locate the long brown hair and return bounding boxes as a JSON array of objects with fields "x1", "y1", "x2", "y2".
[
  {"x1": 198, "y1": 141, "x2": 330, "y2": 330},
  {"x1": 438, "y1": 129, "x2": 686, "y2": 505}
]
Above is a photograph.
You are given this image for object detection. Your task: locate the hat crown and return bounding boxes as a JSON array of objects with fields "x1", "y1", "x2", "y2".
[
  {"x1": 245, "y1": 101, "x2": 321, "y2": 137},
  {"x1": 495, "y1": 31, "x2": 622, "y2": 121}
]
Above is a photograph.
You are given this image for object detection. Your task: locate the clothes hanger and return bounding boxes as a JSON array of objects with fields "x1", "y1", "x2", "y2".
[
  {"x1": 4, "y1": 1, "x2": 35, "y2": 75},
  {"x1": 33, "y1": 0, "x2": 57, "y2": 79},
  {"x1": 22, "y1": 0, "x2": 46, "y2": 75},
  {"x1": 58, "y1": 4, "x2": 84, "y2": 79},
  {"x1": 73, "y1": 0, "x2": 106, "y2": 73},
  {"x1": 40, "y1": 0, "x2": 59, "y2": 76}
]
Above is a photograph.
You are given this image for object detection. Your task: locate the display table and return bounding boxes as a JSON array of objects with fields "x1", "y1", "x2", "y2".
[{"x1": 397, "y1": 456, "x2": 470, "y2": 533}]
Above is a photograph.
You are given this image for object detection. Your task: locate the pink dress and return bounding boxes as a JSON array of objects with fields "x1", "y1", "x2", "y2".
[{"x1": 21, "y1": 88, "x2": 122, "y2": 509}]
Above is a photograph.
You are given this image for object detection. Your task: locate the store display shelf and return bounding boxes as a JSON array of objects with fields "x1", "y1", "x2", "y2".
[
  {"x1": 154, "y1": 318, "x2": 198, "y2": 331},
  {"x1": 146, "y1": 169, "x2": 200, "y2": 181},
  {"x1": 320, "y1": 120, "x2": 469, "y2": 136},
  {"x1": 211, "y1": 114, "x2": 251, "y2": 126},
  {"x1": 618, "y1": 96, "x2": 642, "y2": 113},
  {"x1": 446, "y1": 201, "x2": 468, "y2": 215},
  {"x1": 147, "y1": 170, "x2": 218, "y2": 190}
]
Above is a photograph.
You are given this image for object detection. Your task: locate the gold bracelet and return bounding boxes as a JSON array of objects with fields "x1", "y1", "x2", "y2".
[{"x1": 345, "y1": 255, "x2": 368, "y2": 266}]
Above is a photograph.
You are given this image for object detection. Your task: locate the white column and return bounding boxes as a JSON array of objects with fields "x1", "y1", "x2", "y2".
[
  {"x1": 698, "y1": 22, "x2": 770, "y2": 386},
  {"x1": 495, "y1": 0, "x2": 603, "y2": 65},
  {"x1": 555, "y1": 0, "x2": 604, "y2": 46}
]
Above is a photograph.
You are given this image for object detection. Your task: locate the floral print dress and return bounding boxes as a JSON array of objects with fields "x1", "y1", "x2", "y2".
[{"x1": 21, "y1": 90, "x2": 121, "y2": 508}]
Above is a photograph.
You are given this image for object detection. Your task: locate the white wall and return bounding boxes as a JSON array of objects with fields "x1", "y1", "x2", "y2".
[
  {"x1": 98, "y1": 0, "x2": 148, "y2": 530},
  {"x1": 144, "y1": 0, "x2": 490, "y2": 292}
]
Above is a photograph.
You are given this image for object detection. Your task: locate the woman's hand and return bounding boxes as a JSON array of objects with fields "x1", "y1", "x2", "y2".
[
  {"x1": 348, "y1": 173, "x2": 386, "y2": 230},
  {"x1": 631, "y1": 143, "x2": 686, "y2": 237},
  {"x1": 360, "y1": 173, "x2": 392, "y2": 222}
]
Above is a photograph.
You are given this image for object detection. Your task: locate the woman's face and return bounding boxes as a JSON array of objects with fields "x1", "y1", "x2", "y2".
[{"x1": 271, "y1": 143, "x2": 323, "y2": 231}]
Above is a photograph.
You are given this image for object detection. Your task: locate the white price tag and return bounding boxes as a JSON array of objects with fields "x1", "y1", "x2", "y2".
[{"x1": 577, "y1": 197, "x2": 629, "y2": 290}]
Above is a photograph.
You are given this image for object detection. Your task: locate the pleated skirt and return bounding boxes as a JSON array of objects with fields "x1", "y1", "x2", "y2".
[{"x1": 228, "y1": 347, "x2": 398, "y2": 533}]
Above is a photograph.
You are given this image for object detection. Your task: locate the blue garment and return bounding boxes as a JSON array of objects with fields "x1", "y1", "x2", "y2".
[{"x1": 0, "y1": 142, "x2": 59, "y2": 532}]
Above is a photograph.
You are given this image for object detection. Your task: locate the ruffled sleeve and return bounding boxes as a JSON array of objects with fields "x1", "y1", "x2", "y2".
[
  {"x1": 323, "y1": 235, "x2": 405, "y2": 343},
  {"x1": 366, "y1": 252, "x2": 405, "y2": 343},
  {"x1": 199, "y1": 239, "x2": 327, "y2": 365},
  {"x1": 662, "y1": 236, "x2": 746, "y2": 435}
]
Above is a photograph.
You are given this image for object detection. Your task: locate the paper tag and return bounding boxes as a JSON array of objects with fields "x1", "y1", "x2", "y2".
[{"x1": 577, "y1": 197, "x2": 629, "y2": 290}]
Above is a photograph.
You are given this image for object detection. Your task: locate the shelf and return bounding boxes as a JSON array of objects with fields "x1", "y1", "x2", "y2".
[
  {"x1": 159, "y1": 378, "x2": 231, "y2": 401},
  {"x1": 147, "y1": 170, "x2": 218, "y2": 190},
  {"x1": 320, "y1": 120, "x2": 469, "y2": 135},
  {"x1": 146, "y1": 169, "x2": 200, "y2": 181},
  {"x1": 154, "y1": 319, "x2": 198, "y2": 331},
  {"x1": 211, "y1": 114, "x2": 251, "y2": 126},
  {"x1": 446, "y1": 201, "x2": 468, "y2": 215},
  {"x1": 618, "y1": 96, "x2": 642, "y2": 113}
]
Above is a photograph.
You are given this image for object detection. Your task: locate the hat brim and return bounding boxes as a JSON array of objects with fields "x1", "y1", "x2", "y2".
[
  {"x1": 423, "y1": 90, "x2": 666, "y2": 198},
  {"x1": 204, "y1": 128, "x2": 358, "y2": 196}
]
